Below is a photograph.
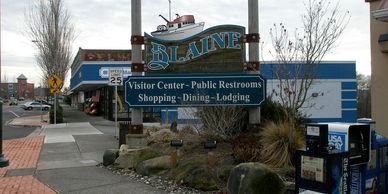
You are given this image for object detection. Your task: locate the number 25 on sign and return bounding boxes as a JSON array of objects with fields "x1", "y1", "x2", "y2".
[{"x1": 108, "y1": 69, "x2": 123, "y2": 86}]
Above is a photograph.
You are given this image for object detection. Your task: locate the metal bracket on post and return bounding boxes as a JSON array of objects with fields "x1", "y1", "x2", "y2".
[
  {"x1": 128, "y1": 124, "x2": 143, "y2": 134},
  {"x1": 130, "y1": 35, "x2": 145, "y2": 45},
  {"x1": 131, "y1": 63, "x2": 145, "y2": 72},
  {"x1": 244, "y1": 61, "x2": 260, "y2": 72},
  {"x1": 243, "y1": 33, "x2": 260, "y2": 43}
]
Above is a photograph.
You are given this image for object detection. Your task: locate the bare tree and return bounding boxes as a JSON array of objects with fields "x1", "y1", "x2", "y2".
[
  {"x1": 26, "y1": 0, "x2": 75, "y2": 86},
  {"x1": 196, "y1": 106, "x2": 248, "y2": 141},
  {"x1": 269, "y1": 0, "x2": 349, "y2": 127}
]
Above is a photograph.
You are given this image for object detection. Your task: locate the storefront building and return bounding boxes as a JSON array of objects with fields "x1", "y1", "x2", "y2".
[
  {"x1": 69, "y1": 48, "x2": 356, "y2": 124},
  {"x1": 365, "y1": 0, "x2": 388, "y2": 136},
  {"x1": 0, "y1": 74, "x2": 34, "y2": 99},
  {"x1": 169, "y1": 61, "x2": 357, "y2": 125},
  {"x1": 69, "y1": 48, "x2": 133, "y2": 121}
]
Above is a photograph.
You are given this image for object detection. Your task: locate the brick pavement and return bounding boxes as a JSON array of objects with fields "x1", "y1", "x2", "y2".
[{"x1": 0, "y1": 136, "x2": 56, "y2": 194}]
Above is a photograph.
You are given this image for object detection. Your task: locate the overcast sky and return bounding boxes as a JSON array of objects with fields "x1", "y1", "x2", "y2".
[{"x1": 1, "y1": 0, "x2": 371, "y2": 87}]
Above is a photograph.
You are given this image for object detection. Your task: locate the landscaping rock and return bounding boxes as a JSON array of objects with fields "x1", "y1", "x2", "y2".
[
  {"x1": 126, "y1": 134, "x2": 148, "y2": 148},
  {"x1": 103, "y1": 149, "x2": 119, "y2": 166},
  {"x1": 227, "y1": 162, "x2": 285, "y2": 194},
  {"x1": 115, "y1": 148, "x2": 147, "y2": 169},
  {"x1": 136, "y1": 155, "x2": 171, "y2": 176},
  {"x1": 183, "y1": 166, "x2": 219, "y2": 191}
]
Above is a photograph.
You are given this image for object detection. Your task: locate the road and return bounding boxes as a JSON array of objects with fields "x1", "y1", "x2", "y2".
[{"x1": 2, "y1": 101, "x2": 48, "y2": 140}]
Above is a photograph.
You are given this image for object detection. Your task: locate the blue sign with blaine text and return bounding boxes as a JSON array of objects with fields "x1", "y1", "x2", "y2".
[{"x1": 124, "y1": 74, "x2": 266, "y2": 107}]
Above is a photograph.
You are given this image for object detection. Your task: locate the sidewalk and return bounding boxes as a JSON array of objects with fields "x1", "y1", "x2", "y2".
[
  {"x1": 0, "y1": 136, "x2": 56, "y2": 194},
  {"x1": 8, "y1": 114, "x2": 49, "y2": 127},
  {"x1": 1, "y1": 105, "x2": 166, "y2": 194}
]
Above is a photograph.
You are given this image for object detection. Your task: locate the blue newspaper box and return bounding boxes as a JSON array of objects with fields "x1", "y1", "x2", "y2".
[
  {"x1": 298, "y1": 124, "x2": 350, "y2": 193},
  {"x1": 327, "y1": 123, "x2": 371, "y2": 166},
  {"x1": 357, "y1": 118, "x2": 388, "y2": 194},
  {"x1": 295, "y1": 149, "x2": 350, "y2": 194},
  {"x1": 303, "y1": 123, "x2": 371, "y2": 194},
  {"x1": 305, "y1": 123, "x2": 371, "y2": 165}
]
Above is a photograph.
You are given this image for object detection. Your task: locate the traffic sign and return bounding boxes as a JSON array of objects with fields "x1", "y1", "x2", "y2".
[
  {"x1": 108, "y1": 69, "x2": 124, "y2": 86},
  {"x1": 50, "y1": 88, "x2": 60, "y2": 94},
  {"x1": 48, "y1": 75, "x2": 62, "y2": 89}
]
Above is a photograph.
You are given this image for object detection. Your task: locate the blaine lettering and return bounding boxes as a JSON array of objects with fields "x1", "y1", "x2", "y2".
[{"x1": 147, "y1": 31, "x2": 243, "y2": 71}]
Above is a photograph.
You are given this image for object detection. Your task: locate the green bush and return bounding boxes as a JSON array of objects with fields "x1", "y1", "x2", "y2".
[
  {"x1": 133, "y1": 148, "x2": 161, "y2": 167},
  {"x1": 49, "y1": 105, "x2": 63, "y2": 124},
  {"x1": 261, "y1": 97, "x2": 310, "y2": 126},
  {"x1": 260, "y1": 97, "x2": 288, "y2": 123},
  {"x1": 63, "y1": 95, "x2": 71, "y2": 105},
  {"x1": 217, "y1": 165, "x2": 234, "y2": 182}
]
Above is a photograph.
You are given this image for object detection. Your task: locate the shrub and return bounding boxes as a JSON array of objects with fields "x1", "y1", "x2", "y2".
[
  {"x1": 133, "y1": 148, "x2": 161, "y2": 167},
  {"x1": 216, "y1": 165, "x2": 234, "y2": 182},
  {"x1": 170, "y1": 160, "x2": 205, "y2": 181},
  {"x1": 49, "y1": 105, "x2": 63, "y2": 124},
  {"x1": 196, "y1": 106, "x2": 248, "y2": 141},
  {"x1": 261, "y1": 97, "x2": 310, "y2": 127},
  {"x1": 232, "y1": 134, "x2": 261, "y2": 163},
  {"x1": 63, "y1": 95, "x2": 71, "y2": 105},
  {"x1": 260, "y1": 97, "x2": 288, "y2": 123},
  {"x1": 259, "y1": 121, "x2": 305, "y2": 168}
]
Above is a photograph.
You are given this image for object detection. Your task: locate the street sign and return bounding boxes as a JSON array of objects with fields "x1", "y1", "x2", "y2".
[
  {"x1": 48, "y1": 75, "x2": 62, "y2": 89},
  {"x1": 124, "y1": 74, "x2": 266, "y2": 107},
  {"x1": 108, "y1": 68, "x2": 124, "y2": 86},
  {"x1": 50, "y1": 88, "x2": 60, "y2": 94}
]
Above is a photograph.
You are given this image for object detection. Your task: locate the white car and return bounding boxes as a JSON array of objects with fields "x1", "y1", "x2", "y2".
[{"x1": 21, "y1": 101, "x2": 51, "y2": 111}]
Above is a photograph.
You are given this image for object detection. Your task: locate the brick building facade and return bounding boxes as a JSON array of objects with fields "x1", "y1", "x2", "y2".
[{"x1": 0, "y1": 74, "x2": 34, "y2": 99}]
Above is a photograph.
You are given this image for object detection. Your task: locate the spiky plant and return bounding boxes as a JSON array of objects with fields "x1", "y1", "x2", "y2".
[{"x1": 259, "y1": 121, "x2": 305, "y2": 168}]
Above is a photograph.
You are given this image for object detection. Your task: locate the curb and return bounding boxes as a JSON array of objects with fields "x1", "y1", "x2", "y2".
[{"x1": 27, "y1": 127, "x2": 44, "y2": 137}]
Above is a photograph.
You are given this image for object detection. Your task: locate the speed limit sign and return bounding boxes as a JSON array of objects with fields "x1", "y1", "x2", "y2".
[{"x1": 108, "y1": 68, "x2": 124, "y2": 86}]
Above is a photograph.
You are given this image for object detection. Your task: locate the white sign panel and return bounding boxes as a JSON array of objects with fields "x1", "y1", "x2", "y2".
[
  {"x1": 108, "y1": 68, "x2": 124, "y2": 86},
  {"x1": 100, "y1": 67, "x2": 131, "y2": 78}
]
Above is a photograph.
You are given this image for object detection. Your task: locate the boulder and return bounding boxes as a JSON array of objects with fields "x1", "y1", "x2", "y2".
[
  {"x1": 227, "y1": 162, "x2": 285, "y2": 194},
  {"x1": 115, "y1": 148, "x2": 147, "y2": 169},
  {"x1": 183, "y1": 166, "x2": 219, "y2": 191},
  {"x1": 136, "y1": 155, "x2": 171, "y2": 176},
  {"x1": 103, "y1": 149, "x2": 119, "y2": 166}
]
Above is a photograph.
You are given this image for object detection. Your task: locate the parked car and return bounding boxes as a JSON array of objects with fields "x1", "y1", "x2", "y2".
[
  {"x1": 21, "y1": 101, "x2": 51, "y2": 111},
  {"x1": 9, "y1": 99, "x2": 18, "y2": 106},
  {"x1": 34, "y1": 100, "x2": 53, "y2": 106}
]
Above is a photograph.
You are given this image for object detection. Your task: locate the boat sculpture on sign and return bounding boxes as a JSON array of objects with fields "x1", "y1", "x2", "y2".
[{"x1": 151, "y1": 14, "x2": 205, "y2": 41}]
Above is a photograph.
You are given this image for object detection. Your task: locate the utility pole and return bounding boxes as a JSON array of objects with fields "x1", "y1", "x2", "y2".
[
  {"x1": 131, "y1": 0, "x2": 143, "y2": 133},
  {"x1": 0, "y1": 0, "x2": 8, "y2": 168},
  {"x1": 0, "y1": 103, "x2": 9, "y2": 167},
  {"x1": 248, "y1": 0, "x2": 261, "y2": 127},
  {"x1": 0, "y1": 0, "x2": 2, "y2": 97}
]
